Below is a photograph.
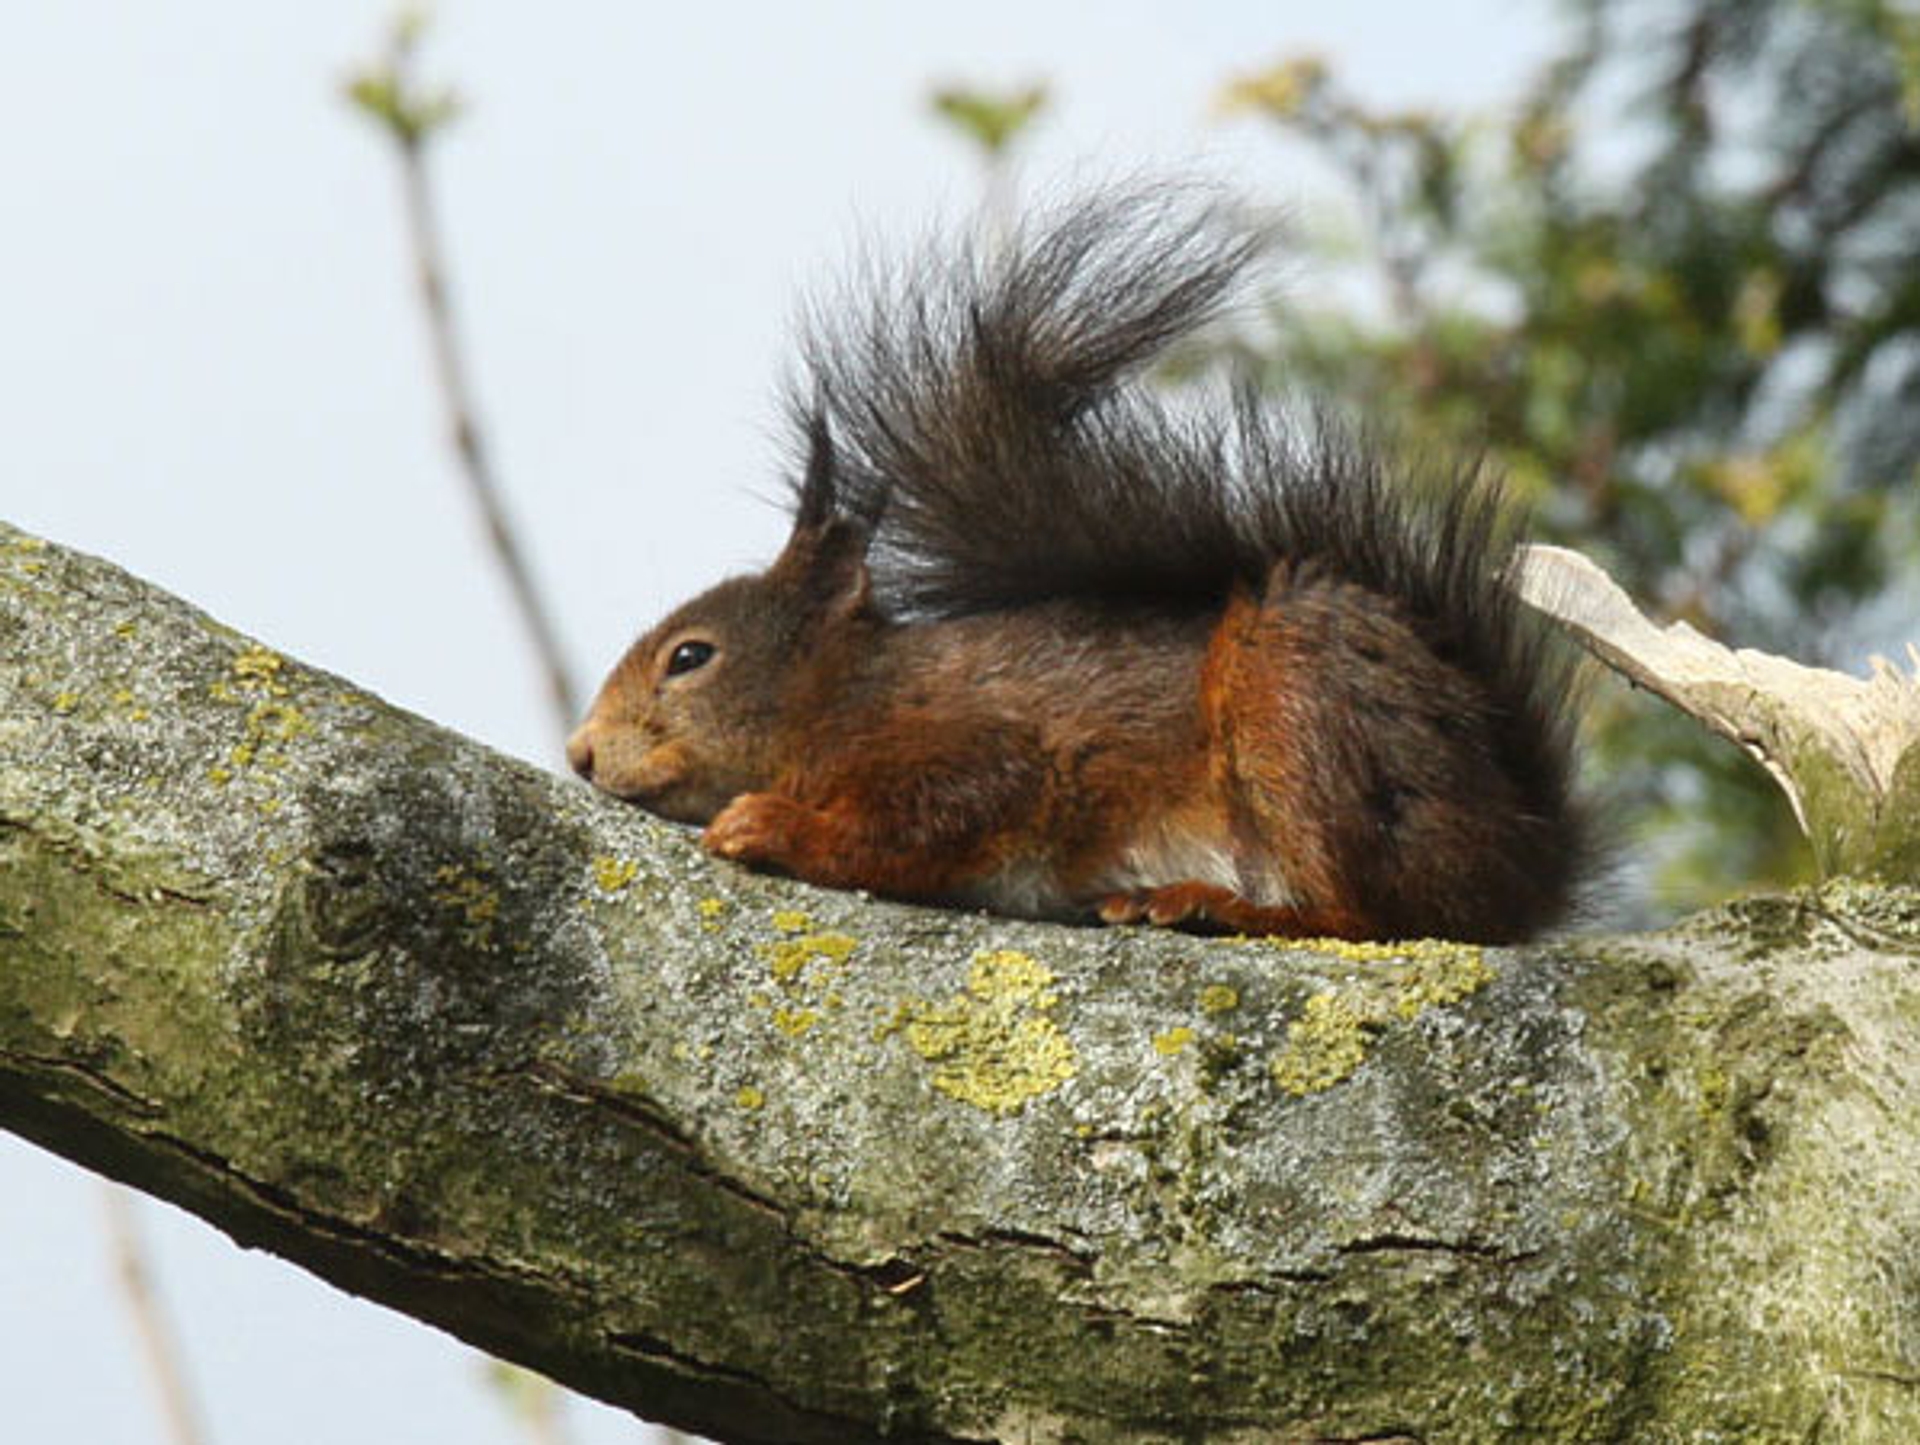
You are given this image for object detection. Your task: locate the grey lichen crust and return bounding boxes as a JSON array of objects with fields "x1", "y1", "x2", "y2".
[{"x1": 3, "y1": 519, "x2": 1919, "y2": 1443}]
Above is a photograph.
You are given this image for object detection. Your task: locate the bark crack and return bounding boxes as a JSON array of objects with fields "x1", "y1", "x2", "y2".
[
  {"x1": 504, "y1": 1059, "x2": 789, "y2": 1223},
  {"x1": 1334, "y1": 1233, "x2": 1536, "y2": 1266},
  {"x1": 2, "y1": 1048, "x2": 166, "y2": 1119}
]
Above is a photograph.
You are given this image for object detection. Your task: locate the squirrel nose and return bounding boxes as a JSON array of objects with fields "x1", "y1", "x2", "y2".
[{"x1": 565, "y1": 725, "x2": 596, "y2": 781}]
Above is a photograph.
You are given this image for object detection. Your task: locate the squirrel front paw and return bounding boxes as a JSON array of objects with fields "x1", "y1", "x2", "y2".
[{"x1": 702, "y1": 792, "x2": 810, "y2": 868}]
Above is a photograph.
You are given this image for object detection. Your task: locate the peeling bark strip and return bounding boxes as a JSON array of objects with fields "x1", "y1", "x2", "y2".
[
  {"x1": 1516, "y1": 544, "x2": 1920, "y2": 882},
  {"x1": 3, "y1": 519, "x2": 1920, "y2": 1443}
]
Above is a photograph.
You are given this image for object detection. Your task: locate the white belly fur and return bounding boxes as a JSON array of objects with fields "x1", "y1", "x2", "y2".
[{"x1": 962, "y1": 816, "x2": 1296, "y2": 919}]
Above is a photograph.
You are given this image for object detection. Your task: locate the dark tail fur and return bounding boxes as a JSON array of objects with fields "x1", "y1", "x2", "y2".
[{"x1": 788, "y1": 183, "x2": 1597, "y2": 924}]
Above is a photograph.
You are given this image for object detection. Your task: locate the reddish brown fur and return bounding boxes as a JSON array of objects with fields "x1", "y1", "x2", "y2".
[
  {"x1": 568, "y1": 191, "x2": 1590, "y2": 943},
  {"x1": 569, "y1": 528, "x2": 1567, "y2": 942}
]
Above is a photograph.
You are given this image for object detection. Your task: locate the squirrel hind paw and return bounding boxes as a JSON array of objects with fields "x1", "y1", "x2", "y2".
[
  {"x1": 1098, "y1": 884, "x2": 1373, "y2": 940},
  {"x1": 1098, "y1": 882, "x2": 1250, "y2": 931}
]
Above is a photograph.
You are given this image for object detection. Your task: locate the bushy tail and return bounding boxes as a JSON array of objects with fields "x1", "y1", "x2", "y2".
[
  {"x1": 788, "y1": 185, "x2": 1597, "y2": 925},
  {"x1": 790, "y1": 183, "x2": 1271, "y2": 615}
]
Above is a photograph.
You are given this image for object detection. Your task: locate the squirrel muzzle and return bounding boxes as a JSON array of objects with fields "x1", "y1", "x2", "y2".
[{"x1": 567, "y1": 721, "x2": 716, "y2": 823}]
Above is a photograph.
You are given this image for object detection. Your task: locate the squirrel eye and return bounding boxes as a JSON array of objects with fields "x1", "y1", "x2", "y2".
[{"x1": 665, "y1": 639, "x2": 716, "y2": 677}]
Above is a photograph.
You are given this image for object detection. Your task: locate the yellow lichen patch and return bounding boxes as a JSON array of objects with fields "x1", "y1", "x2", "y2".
[
  {"x1": 2, "y1": 533, "x2": 50, "y2": 584},
  {"x1": 735, "y1": 1085, "x2": 766, "y2": 1110},
  {"x1": 770, "y1": 909, "x2": 813, "y2": 934},
  {"x1": 1153, "y1": 1025, "x2": 1196, "y2": 1056},
  {"x1": 1267, "y1": 939, "x2": 1493, "y2": 1097},
  {"x1": 46, "y1": 684, "x2": 152, "y2": 723},
  {"x1": 226, "y1": 699, "x2": 311, "y2": 772},
  {"x1": 246, "y1": 699, "x2": 309, "y2": 743},
  {"x1": 897, "y1": 949, "x2": 1078, "y2": 1117},
  {"x1": 591, "y1": 855, "x2": 640, "y2": 894},
  {"x1": 763, "y1": 930, "x2": 856, "y2": 985},
  {"x1": 1281, "y1": 937, "x2": 1406, "y2": 964},
  {"x1": 1392, "y1": 943, "x2": 1494, "y2": 1020},
  {"x1": 1271, "y1": 991, "x2": 1371, "y2": 1096},
  {"x1": 971, "y1": 949, "x2": 1060, "y2": 1004},
  {"x1": 1199, "y1": 983, "x2": 1240, "y2": 1014},
  {"x1": 110, "y1": 687, "x2": 150, "y2": 723},
  {"x1": 209, "y1": 645, "x2": 311, "y2": 787},
  {"x1": 232, "y1": 644, "x2": 290, "y2": 695},
  {"x1": 772, "y1": 1006, "x2": 821, "y2": 1038},
  {"x1": 752, "y1": 925, "x2": 858, "y2": 1041},
  {"x1": 431, "y1": 863, "x2": 501, "y2": 951}
]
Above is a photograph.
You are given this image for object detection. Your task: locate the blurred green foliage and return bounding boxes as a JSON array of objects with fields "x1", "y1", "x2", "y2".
[
  {"x1": 345, "y1": 8, "x2": 463, "y2": 152},
  {"x1": 1218, "y1": 0, "x2": 1920, "y2": 915},
  {"x1": 931, "y1": 83, "x2": 1049, "y2": 159}
]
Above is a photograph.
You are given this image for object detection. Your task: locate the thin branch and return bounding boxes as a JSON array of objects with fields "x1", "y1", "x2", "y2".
[
  {"x1": 394, "y1": 136, "x2": 582, "y2": 731},
  {"x1": 349, "y1": 17, "x2": 583, "y2": 735},
  {"x1": 103, "y1": 1184, "x2": 210, "y2": 1445}
]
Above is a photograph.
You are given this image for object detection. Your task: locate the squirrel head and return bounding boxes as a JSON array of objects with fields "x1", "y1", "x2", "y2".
[{"x1": 568, "y1": 412, "x2": 878, "y2": 823}]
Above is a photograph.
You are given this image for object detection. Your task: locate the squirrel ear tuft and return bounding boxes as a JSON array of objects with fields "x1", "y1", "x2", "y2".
[
  {"x1": 820, "y1": 525, "x2": 874, "y2": 619},
  {"x1": 774, "y1": 514, "x2": 872, "y2": 610},
  {"x1": 791, "y1": 403, "x2": 837, "y2": 532},
  {"x1": 774, "y1": 395, "x2": 877, "y2": 615}
]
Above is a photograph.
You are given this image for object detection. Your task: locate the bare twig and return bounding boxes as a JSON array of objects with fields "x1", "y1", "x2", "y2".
[
  {"x1": 394, "y1": 137, "x2": 582, "y2": 731},
  {"x1": 103, "y1": 1184, "x2": 209, "y2": 1445},
  {"x1": 348, "y1": 14, "x2": 582, "y2": 735}
]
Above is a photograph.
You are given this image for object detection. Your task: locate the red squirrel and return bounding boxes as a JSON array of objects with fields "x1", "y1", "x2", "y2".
[{"x1": 568, "y1": 188, "x2": 1593, "y2": 943}]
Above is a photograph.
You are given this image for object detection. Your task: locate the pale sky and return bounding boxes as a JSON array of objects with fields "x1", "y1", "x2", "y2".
[{"x1": 1, "y1": 3, "x2": 1553, "y2": 1440}]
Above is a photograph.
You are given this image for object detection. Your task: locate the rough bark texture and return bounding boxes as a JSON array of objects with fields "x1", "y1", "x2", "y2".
[{"x1": 3, "y1": 519, "x2": 1919, "y2": 1443}]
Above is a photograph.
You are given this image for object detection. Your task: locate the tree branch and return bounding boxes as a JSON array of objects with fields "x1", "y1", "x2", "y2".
[
  {"x1": 4, "y1": 519, "x2": 1919, "y2": 1442},
  {"x1": 1517, "y1": 543, "x2": 1920, "y2": 881}
]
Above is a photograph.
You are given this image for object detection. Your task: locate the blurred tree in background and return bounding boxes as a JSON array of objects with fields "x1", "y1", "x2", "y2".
[{"x1": 1210, "y1": 0, "x2": 1920, "y2": 915}]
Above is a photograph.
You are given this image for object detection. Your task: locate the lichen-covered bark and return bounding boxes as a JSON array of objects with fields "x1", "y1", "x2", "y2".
[{"x1": 3, "y1": 520, "x2": 1918, "y2": 1443}]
